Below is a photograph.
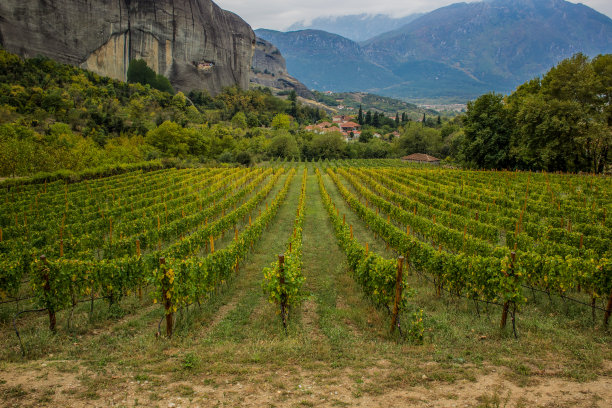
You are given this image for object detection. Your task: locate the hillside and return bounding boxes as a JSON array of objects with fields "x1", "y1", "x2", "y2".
[
  {"x1": 255, "y1": 29, "x2": 399, "y2": 92},
  {"x1": 312, "y1": 91, "x2": 437, "y2": 119}
]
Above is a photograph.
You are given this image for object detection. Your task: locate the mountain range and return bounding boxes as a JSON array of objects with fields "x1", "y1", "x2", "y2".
[
  {"x1": 257, "y1": 0, "x2": 612, "y2": 103},
  {"x1": 287, "y1": 13, "x2": 423, "y2": 43}
]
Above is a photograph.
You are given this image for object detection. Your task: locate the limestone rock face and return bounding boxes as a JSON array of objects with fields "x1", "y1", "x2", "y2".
[
  {"x1": 0, "y1": 0, "x2": 255, "y2": 95},
  {"x1": 250, "y1": 38, "x2": 313, "y2": 100}
]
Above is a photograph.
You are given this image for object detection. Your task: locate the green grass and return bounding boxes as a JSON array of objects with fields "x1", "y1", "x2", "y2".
[{"x1": 0, "y1": 164, "x2": 609, "y2": 407}]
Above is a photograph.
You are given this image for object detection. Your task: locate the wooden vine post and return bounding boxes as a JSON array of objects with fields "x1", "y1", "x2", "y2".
[
  {"x1": 278, "y1": 254, "x2": 288, "y2": 329},
  {"x1": 40, "y1": 255, "x2": 56, "y2": 332},
  {"x1": 604, "y1": 288, "x2": 612, "y2": 328},
  {"x1": 390, "y1": 256, "x2": 405, "y2": 333},
  {"x1": 160, "y1": 258, "x2": 173, "y2": 338},
  {"x1": 136, "y1": 239, "x2": 142, "y2": 300},
  {"x1": 500, "y1": 252, "x2": 516, "y2": 330}
]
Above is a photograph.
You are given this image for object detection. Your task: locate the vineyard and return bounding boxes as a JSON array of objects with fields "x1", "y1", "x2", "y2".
[{"x1": 0, "y1": 160, "x2": 610, "y2": 407}]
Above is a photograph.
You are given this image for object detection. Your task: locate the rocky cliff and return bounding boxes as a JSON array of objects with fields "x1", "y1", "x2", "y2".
[
  {"x1": 250, "y1": 38, "x2": 314, "y2": 99},
  {"x1": 0, "y1": 0, "x2": 255, "y2": 95}
]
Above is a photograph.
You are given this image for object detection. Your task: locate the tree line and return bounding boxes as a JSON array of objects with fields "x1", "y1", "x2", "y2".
[
  {"x1": 0, "y1": 48, "x2": 608, "y2": 176},
  {"x1": 459, "y1": 53, "x2": 611, "y2": 173}
]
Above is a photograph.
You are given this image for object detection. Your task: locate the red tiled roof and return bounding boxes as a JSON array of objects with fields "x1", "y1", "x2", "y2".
[
  {"x1": 322, "y1": 126, "x2": 343, "y2": 133},
  {"x1": 402, "y1": 153, "x2": 440, "y2": 162},
  {"x1": 340, "y1": 121, "x2": 360, "y2": 128}
]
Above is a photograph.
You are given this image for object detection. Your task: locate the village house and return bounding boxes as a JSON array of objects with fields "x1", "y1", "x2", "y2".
[
  {"x1": 304, "y1": 122, "x2": 346, "y2": 136},
  {"x1": 339, "y1": 121, "x2": 361, "y2": 132},
  {"x1": 401, "y1": 153, "x2": 441, "y2": 164},
  {"x1": 322, "y1": 126, "x2": 345, "y2": 135}
]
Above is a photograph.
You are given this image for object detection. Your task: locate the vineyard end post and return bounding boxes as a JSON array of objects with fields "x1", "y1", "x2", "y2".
[
  {"x1": 279, "y1": 254, "x2": 287, "y2": 330},
  {"x1": 390, "y1": 256, "x2": 404, "y2": 333},
  {"x1": 604, "y1": 288, "x2": 612, "y2": 328},
  {"x1": 40, "y1": 255, "x2": 56, "y2": 332},
  {"x1": 501, "y1": 252, "x2": 516, "y2": 330},
  {"x1": 160, "y1": 257, "x2": 173, "y2": 338}
]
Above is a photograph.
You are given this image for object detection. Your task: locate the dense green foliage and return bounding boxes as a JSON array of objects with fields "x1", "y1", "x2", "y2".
[
  {"x1": 127, "y1": 59, "x2": 174, "y2": 94},
  {"x1": 0, "y1": 45, "x2": 444, "y2": 172},
  {"x1": 0, "y1": 49, "x2": 330, "y2": 176},
  {"x1": 460, "y1": 54, "x2": 611, "y2": 173},
  {"x1": 1, "y1": 48, "x2": 608, "y2": 176}
]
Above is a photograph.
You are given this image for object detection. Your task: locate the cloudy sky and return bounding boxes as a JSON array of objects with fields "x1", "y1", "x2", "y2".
[{"x1": 215, "y1": 0, "x2": 612, "y2": 30}]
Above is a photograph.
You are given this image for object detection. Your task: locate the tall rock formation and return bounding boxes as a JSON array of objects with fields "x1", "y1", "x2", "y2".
[
  {"x1": 0, "y1": 0, "x2": 255, "y2": 95},
  {"x1": 250, "y1": 38, "x2": 314, "y2": 99}
]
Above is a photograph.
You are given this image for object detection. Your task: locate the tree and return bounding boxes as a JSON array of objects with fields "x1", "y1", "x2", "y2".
[
  {"x1": 395, "y1": 112, "x2": 400, "y2": 127},
  {"x1": 235, "y1": 151, "x2": 253, "y2": 166},
  {"x1": 127, "y1": 59, "x2": 174, "y2": 94},
  {"x1": 231, "y1": 112, "x2": 248, "y2": 129},
  {"x1": 271, "y1": 113, "x2": 291, "y2": 130},
  {"x1": 288, "y1": 90, "x2": 298, "y2": 117},
  {"x1": 288, "y1": 90, "x2": 297, "y2": 103},
  {"x1": 461, "y1": 93, "x2": 511, "y2": 169},
  {"x1": 309, "y1": 133, "x2": 346, "y2": 159},
  {"x1": 363, "y1": 138, "x2": 390, "y2": 158},
  {"x1": 503, "y1": 53, "x2": 611, "y2": 172},
  {"x1": 153, "y1": 74, "x2": 174, "y2": 94},
  {"x1": 359, "y1": 129, "x2": 373, "y2": 143},
  {"x1": 145, "y1": 121, "x2": 192, "y2": 158},
  {"x1": 398, "y1": 126, "x2": 442, "y2": 157},
  {"x1": 365, "y1": 110, "x2": 372, "y2": 126},
  {"x1": 268, "y1": 131, "x2": 299, "y2": 157},
  {"x1": 372, "y1": 112, "x2": 380, "y2": 127},
  {"x1": 127, "y1": 59, "x2": 156, "y2": 87},
  {"x1": 357, "y1": 105, "x2": 364, "y2": 125}
]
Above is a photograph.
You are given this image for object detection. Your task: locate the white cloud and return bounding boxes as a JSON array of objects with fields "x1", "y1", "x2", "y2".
[{"x1": 214, "y1": 0, "x2": 612, "y2": 30}]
